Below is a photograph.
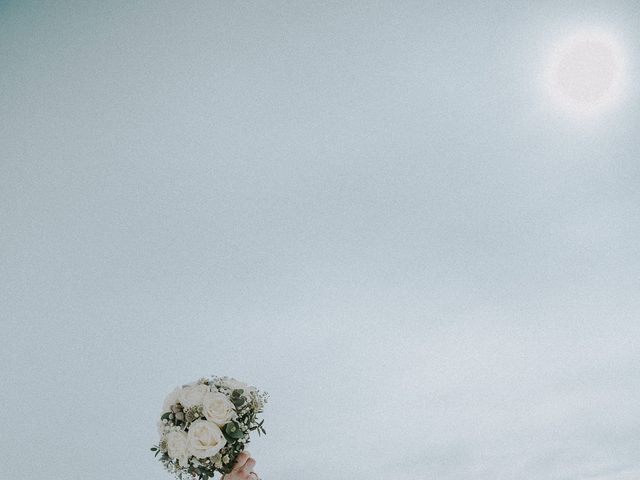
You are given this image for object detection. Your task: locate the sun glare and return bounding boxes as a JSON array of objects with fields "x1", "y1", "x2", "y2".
[{"x1": 544, "y1": 27, "x2": 628, "y2": 118}]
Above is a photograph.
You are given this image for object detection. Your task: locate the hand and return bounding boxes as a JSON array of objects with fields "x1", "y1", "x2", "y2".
[{"x1": 221, "y1": 451, "x2": 259, "y2": 480}]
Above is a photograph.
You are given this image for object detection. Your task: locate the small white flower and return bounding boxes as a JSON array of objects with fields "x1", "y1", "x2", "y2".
[
  {"x1": 179, "y1": 384, "x2": 210, "y2": 409},
  {"x1": 253, "y1": 394, "x2": 265, "y2": 410}
]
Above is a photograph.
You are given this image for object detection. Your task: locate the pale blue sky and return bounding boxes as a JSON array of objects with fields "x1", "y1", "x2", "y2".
[{"x1": 1, "y1": 1, "x2": 639, "y2": 479}]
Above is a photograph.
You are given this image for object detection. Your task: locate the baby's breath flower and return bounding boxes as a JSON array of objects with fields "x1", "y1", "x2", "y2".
[{"x1": 184, "y1": 405, "x2": 203, "y2": 423}]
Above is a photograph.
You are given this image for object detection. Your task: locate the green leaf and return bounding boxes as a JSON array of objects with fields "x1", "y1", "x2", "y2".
[{"x1": 224, "y1": 421, "x2": 244, "y2": 439}]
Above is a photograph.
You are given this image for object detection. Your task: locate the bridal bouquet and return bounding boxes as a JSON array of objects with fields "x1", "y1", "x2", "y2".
[{"x1": 151, "y1": 376, "x2": 268, "y2": 480}]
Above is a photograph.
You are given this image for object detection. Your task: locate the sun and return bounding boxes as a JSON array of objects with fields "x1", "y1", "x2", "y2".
[{"x1": 544, "y1": 27, "x2": 628, "y2": 118}]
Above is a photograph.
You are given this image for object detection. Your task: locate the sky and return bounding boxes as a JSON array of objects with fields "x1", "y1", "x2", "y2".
[{"x1": 1, "y1": 1, "x2": 639, "y2": 479}]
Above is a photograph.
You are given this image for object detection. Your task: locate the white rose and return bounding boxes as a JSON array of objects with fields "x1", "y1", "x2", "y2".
[
  {"x1": 202, "y1": 392, "x2": 237, "y2": 426},
  {"x1": 187, "y1": 420, "x2": 226, "y2": 458},
  {"x1": 178, "y1": 384, "x2": 210, "y2": 408},
  {"x1": 165, "y1": 430, "x2": 189, "y2": 467},
  {"x1": 157, "y1": 420, "x2": 168, "y2": 435},
  {"x1": 219, "y1": 377, "x2": 256, "y2": 395},
  {"x1": 162, "y1": 387, "x2": 181, "y2": 412}
]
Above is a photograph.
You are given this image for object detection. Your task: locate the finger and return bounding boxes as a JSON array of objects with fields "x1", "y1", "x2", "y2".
[
  {"x1": 232, "y1": 452, "x2": 251, "y2": 471},
  {"x1": 241, "y1": 458, "x2": 256, "y2": 473}
]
